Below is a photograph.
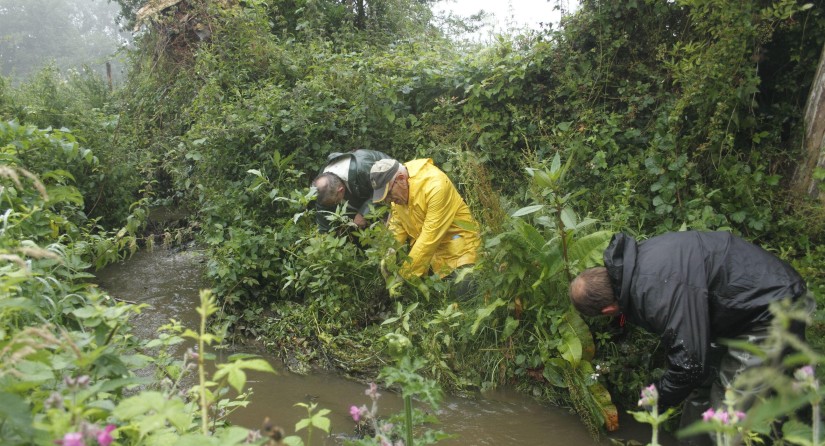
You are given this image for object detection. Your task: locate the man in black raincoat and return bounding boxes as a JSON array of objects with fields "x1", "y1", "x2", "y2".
[
  {"x1": 569, "y1": 231, "x2": 812, "y2": 443},
  {"x1": 312, "y1": 149, "x2": 391, "y2": 233}
]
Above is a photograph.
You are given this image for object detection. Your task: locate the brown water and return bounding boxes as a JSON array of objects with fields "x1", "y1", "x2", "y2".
[{"x1": 96, "y1": 247, "x2": 674, "y2": 446}]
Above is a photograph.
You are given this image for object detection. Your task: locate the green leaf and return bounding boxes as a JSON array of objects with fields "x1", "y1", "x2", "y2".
[
  {"x1": 782, "y1": 419, "x2": 816, "y2": 445},
  {"x1": 558, "y1": 328, "x2": 582, "y2": 365},
  {"x1": 238, "y1": 358, "x2": 276, "y2": 373},
  {"x1": 557, "y1": 121, "x2": 572, "y2": 132},
  {"x1": 0, "y1": 297, "x2": 38, "y2": 314},
  {"x1": 550, "y1": 153, "x2": 561, "y2": 175},
  {"x1": 502, "y1": 316, "x2": 519, "y2": 338},
  {"x1": 470, "y1": 298, "x2": 506, "y2": 335},
  {"x1": 542, "y1": 358, "x2": 567, "y2": 387},
  {"x1": 218, "y1": 426, "x2": 253, "y2": 444},
  {"x1": 557, "y1": 311, "x2": 595, "y2": 365},
  {"x1": 15, "y1": 360, "x2": 54, "y2": 382},
  {"x1": 453, "y1": 219, "x2": 478, "y2": 231},
  {"x1": 228, "y1": 368, "x2": 246, "y2": 393},
  {"x1": 560, "y1": 207, "x2": 577, "y2": 230},
  {"x1": 175, "y1": 435, "x2": 219, "y2": 446},
  {"x1": 567, "y1": 231, "x2": 612, "y2": 269},
  {"x1": 0, "y1": 392, "x2": 35, "y2": 439},
  {"x1": 311, "y1": 413, "x2": 331, "y2": 432},
  {"x1": 283, "y1": 436, "x2": 304, "y2": 446},
  {"x1": 511, "y1": 205, "x2": 544, "y2": 217}
]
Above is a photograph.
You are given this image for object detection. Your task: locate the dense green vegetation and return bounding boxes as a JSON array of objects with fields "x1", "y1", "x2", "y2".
[{"x1": 1, "y1": 0, "x2": 825, "y2": 444}]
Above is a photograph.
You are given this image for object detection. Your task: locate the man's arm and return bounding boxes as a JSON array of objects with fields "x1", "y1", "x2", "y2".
[
  {"x1": 651, "y1": 280, "x2": 712, "y2": 408},
  {"x1": 354, "y1": 199, "x2": 373, "y2": 227}
]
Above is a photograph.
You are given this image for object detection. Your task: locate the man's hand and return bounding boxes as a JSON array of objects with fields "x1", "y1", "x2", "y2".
[
  {"x1": 353, "y1": 213, "x2": 367, "y2": 228},
  {"x1": 387, "y1": 272, "x2": 403, "y2": 298},
  {"x1": 379, "y1": 247, "x2": 396, "y2": 279}
]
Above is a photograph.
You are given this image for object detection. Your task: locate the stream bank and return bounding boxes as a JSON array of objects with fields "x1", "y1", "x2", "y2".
[{"x1": 95, "y1": 247, "x2": 674, "y2": 445}]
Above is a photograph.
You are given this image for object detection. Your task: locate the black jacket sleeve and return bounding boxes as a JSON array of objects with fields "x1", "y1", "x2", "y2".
[{"x1": 640, "y1": 276, "x2": 711, "y2": 408}]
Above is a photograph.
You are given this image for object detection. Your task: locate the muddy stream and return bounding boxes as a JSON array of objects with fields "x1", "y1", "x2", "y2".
[{"x1": 96, "y1": 247, "x2": 674, "y2": 445}]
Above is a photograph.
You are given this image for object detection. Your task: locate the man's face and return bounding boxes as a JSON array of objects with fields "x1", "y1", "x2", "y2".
[{"x1": 384, "y1": 174, "x2": 409, "y2": 205}]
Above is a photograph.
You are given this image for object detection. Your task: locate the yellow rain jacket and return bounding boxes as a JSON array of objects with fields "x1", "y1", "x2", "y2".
[{"x1": 388, "y1": 159, "x2": 480, "y2": 278}]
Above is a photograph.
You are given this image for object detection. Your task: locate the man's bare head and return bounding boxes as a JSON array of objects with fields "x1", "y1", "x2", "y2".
[
  {"x1": 313, "y1": 172, "x2": 345, "y2": 208},
  {"x1": 569, "y1": 267, "x2": 618, "y2": 317}
]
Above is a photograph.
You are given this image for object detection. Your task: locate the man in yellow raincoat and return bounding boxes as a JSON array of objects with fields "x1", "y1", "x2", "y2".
[{"x1": 370, "y1": 158, "x2": 480, "y2": 281}]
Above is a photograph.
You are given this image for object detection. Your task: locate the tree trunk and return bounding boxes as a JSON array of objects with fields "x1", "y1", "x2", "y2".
[
  {"x1": 355, "y1": 0, "x2": 365, "y2": 29},
  {"x1": 794, "y1": 41, "x2": 825, "y2": 201}
]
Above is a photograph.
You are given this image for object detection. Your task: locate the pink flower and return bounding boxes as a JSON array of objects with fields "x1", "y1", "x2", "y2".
[
  {"x1": 365, "y1": 382, "x2": 381, "y2": 400},
  {"x1": 702, "y1": 408, "x2": 716, "y2": 422},
  {"x1": 58, "y1": 432, "x2": 85, "y2": 446},
  {"x1": 96, "y1": 425, "x2": 115, "y2": 446},
  {"x1": 350, "y1": 405, "x2": 361, "y2": 422},
  {"x1": 714, "y1": 411, "x2": 730, "y2": 425},
  {"x1": 637, "y1": 384, "x2": 658, "y2": 408}
]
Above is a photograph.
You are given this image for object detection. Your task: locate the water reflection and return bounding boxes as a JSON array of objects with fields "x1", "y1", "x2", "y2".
[{"x1": 96, "y1": 248, "x2": 674, "y2": 446}]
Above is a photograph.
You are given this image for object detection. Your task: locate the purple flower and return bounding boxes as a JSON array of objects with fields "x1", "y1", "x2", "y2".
[
  {"x1": 365, "y1": 382, "x2": 381, "y2": 400},
  {"x1": 350, "y1": 405, "x2": 361, "y2": 422},
  {"x1": 734, "y1": 411, "x2": 746, "y2": 422},
  {"x1": 637, "y1": 384, "x2": 658, "y2": 408},
  {"x1": 702, "y1": 408, "x2": 716, "y2": 422},
  {"x1": 57, "y1": 432, "x2": 85, "y2": 446},
  {"x1": 76, "y1": 375, "x2": 90, "y2": 389},
  {"x1": 795, "y1": 365, "x2": 815, "y2": 381},
  {"x1": 45, "y1": 392, "x2": 64, "y2": 410},
  {"x1": 714, "y1": 411, "x2": 730, "y2": 425},
  {"x1": 96, "y1": 425, "x2": 115, "y2": 446}
]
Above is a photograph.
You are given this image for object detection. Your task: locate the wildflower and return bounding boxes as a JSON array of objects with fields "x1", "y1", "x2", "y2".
[
  {"x1": 794, "y1": 365, "x2": 815, "y2": 382},
  {"x1": 76, "y1": 375, "x2": 90, "y2": 389},
  {"x1": 245, "y1": 429, "x2": 262, "y2": 443},
  {"x1": 590, "y1": 373, "x2": 599, "y2": 381},
  {"x1": 715, "y1": 410, "x2": 730, "y2": 424},
  {"x1": 702, "y1": 408, "x2": 715, "y2": 422},
  {"x1": 637, "y1": 384, "x2": 658, "y2": 409},
  {"x1": 96, "y1": 425, "x2": 115, "y2": 446},
  {"x1": 793, "y1": 365, "x2": 819, "y2": 392},
  {"x1": 45, "y1": 392, "x2": 63, "y2": 410},
  {"x1": 350, "y1": 405, "x2": 361, "y2": 422},
  {"x1": 57, "y1": 432, "x2": 84, "y2": 446},
  {"x1": 365, "y1": 382, "x2": 381, "y2": 400}
]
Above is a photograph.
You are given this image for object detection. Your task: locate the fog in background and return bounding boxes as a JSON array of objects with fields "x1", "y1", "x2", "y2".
[{"x1": 0, "y1": 0, "x2": 131, "y2": 83}]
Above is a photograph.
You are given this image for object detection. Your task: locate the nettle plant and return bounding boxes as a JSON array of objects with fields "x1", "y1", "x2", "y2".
[
  {"x1": 346, "y1": 332, "x2": 450, "y2": 446},
  {"x1": 633, "y1": 299, "x2": 822, "y2": 446}
]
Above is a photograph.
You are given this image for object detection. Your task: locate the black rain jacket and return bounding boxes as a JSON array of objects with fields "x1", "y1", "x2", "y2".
[
  {"x1": 604, "y1": 231, "x2": 806, "y2": 408},
  {"x1": 316, "y1": 149, "x2": 391, "y2": 232}
]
